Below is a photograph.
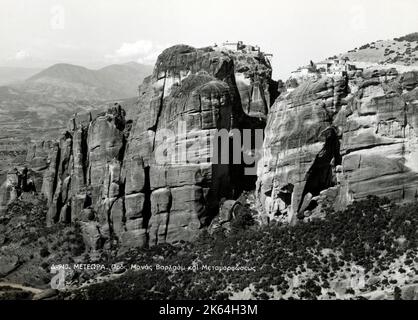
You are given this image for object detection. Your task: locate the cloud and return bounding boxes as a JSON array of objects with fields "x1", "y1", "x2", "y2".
[
  {"x1": 105, "y1": 40, "x2": 170, "y2": 65},
  {"x1": 116, "y1": 40, "x2": 153, "y2": 57},
  {"x1": 105, "y1": 40, "x2": 153, "y2": 60},
  {"x1": 15, "y1": 50, "x2": 30, "y2": 60}
]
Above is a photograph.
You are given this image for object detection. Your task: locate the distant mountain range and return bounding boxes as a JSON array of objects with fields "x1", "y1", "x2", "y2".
[{"x1": 8, "y1": 61, "x2": 153, "y2": 100}]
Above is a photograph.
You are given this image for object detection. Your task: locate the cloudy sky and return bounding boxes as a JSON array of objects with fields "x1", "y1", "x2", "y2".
[{"x1": 1, "y1": 0, "x2": 418, "y2": 79}]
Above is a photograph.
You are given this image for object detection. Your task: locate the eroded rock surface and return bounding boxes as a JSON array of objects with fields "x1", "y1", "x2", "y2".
[{"x1": 257, "y1": 69, "x2": 418, "y2": 223}]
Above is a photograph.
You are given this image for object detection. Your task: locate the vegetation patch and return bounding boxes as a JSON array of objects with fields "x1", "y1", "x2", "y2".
[{"x1": 63, "y1": 196, "x2": 418, "y2": 300}]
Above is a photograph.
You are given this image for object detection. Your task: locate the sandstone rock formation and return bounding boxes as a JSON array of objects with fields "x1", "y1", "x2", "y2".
[
  {"x1": 119, "y1": 44, "x2": 276, "y2": 246},
  {"x1": 4, "y1": 44, "x2": 277, "y2": 250},
  {"x1": 257, "y1": 69, "x2": 418, "y2": 224}
]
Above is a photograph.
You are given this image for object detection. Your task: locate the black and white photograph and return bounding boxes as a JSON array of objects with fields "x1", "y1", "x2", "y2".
[{"x1": 0, "y1": 0, "x2": 418, "y2": 311}]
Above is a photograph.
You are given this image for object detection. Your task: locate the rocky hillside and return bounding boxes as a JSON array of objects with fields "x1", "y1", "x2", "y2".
[
  {"x1": 0, "y1": 196, "x2": 85, "y2": 299},
  {"x1": 339, "y1": 32, "x2": 418, "y2": 71}
]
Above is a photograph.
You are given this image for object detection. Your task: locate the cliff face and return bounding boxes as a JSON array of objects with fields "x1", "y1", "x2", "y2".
[
  {"x1": 256, "y1": 69, "x2": 418, "y2": 223},
  {"x1": 120, "y1": 44, "x2": 275, "y2": 246},
  {"x1": 0, "y1": 44, "x2": 277, "y2": 250}
]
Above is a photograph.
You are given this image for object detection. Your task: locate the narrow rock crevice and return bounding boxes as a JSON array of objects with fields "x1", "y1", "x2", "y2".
[
  {"x1": 118, "y1": 134, "x2": 127, "y2": 164},
  {"x1": 297, "y1": 126, "x2": 342, "y2": 218},
  {"x1": 344, "y1": 141, "x2": 403, "y2": 155},
  {"x1": 51, "y1": 146, "x2": 61, "y2": 205},
  {"x1": 55, "y1": 192, "x2": 63, "y2": 224},
  {"x1": 142, "y1": 166, "x2": 152, "y2": 229},
  {"x1": 149, "y1": 71, "x2": 166, "y2": 135},
  {"x1": 80, "y1": 126, "x2": 89, "y2": 185}
]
